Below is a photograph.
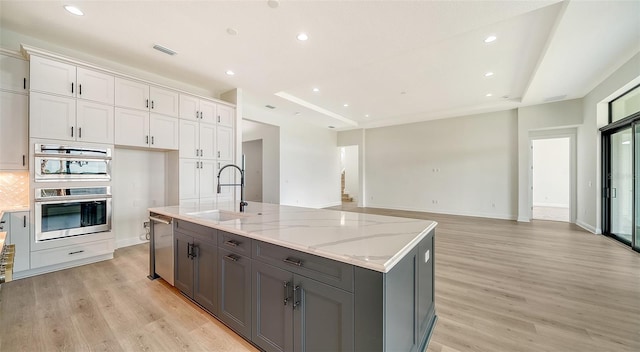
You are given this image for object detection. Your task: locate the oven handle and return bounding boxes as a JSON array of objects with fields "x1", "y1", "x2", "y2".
[
  {"x1": 35, "y1": 155, "x2": 112, "y2": 161},
  {"x1": 34, "y1": 195, "x2": 111, "y2": 203},
  {"x1": 149, "y1": 216, "x2": 172, "y2": 225}
]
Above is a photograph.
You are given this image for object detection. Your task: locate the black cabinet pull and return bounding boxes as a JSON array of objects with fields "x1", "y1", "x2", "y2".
[
  {"x1": 187, "y1": 243, "x2": 193, "y2": 259},
  {"x1": 151, "y1": 100, "x2": 154, "y2": 109},
  {"x1": 71, "y1": 82, "x2": 74, "y2": 93},
  {"x1": 283, "y1": 257, "x2": 303, "y2": 267},
  {"x1": 151, "y1": 136, "x2": 154, "y2": 145},
  {"x1": 69, "y1": 250, "x2": 84, "y2": 255},
  {"x1": 79, "y1": 84, "x2": 82, "y2": 95},
  {"x1": 23, "y1": 78, "x2": 26, "y2": 90},
  {"x1": 23, "y1": 215, "x2": 26, "y2": 228},
  {"x1": 22, "y1": 155, "x2": 25, "y2": 166},
  {"x1": 224, "y1": 239, "x2": 240, "y2": 247},
  {"x1": 71, "y1": 126, "x2": 74, "y2": 137},
  {"x1": 78, "y1": 127, "x2": 82, "y2": 139},
  {"x1": 283, "y1": 281, "x2": 290, "y2": 306},
  {"x1": 146, "y1": 135, "x2": 149, "y2": 144},
  {"x1": 200, "y1": 111, "x2": 203, "y2": 119},
  {"x1": 146, "y1": 99, "x2": 149, "y2": 108},
  {"x1": 293, "y1": 285, "x2": 301, "y2": 309}
]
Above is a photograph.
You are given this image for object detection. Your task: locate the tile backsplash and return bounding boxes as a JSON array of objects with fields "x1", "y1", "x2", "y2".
[{"x1": 0, "y1": 172, "x2": 29, "y2": 208}]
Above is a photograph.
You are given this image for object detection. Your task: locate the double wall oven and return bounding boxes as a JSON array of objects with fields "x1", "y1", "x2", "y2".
[{"x1": 34, "y1": 144, "x2": 112, "y2": 242}]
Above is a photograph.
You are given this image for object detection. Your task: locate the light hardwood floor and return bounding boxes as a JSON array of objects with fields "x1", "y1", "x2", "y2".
[{"x1": 1, "y1": 207, "x2": 639, "y2": 352}]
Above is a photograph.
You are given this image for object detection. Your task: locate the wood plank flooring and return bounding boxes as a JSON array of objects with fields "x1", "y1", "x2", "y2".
[{"x1": 2, "y1": 207, "x2": 639, "y2": 352}]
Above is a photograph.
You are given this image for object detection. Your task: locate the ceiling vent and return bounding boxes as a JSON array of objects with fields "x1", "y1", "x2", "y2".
[
  {"x1": 265, "y1": 105, "x2": 276, "y2": 109},
  {"x1": 153, "y1": 44, "x2": 177, "y2": 56}
]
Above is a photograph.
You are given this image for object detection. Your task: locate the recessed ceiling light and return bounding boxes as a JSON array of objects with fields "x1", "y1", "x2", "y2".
[
  {"x1": 312, "y1": 87, "x2": 319, "y2": 92},
  {"x1": 343, "y1": 103, "x2": 349, "y2": 107},
  {"x1": 486, "y1": 93, "x2": 493, "y2": 97},
  {"x1": 64, "y1": 5, "x2": 84, "y2": 16},
  {"x1": 365, "y1": 114, "x2": 370, "y2": 118},
  {"x1": 484, "y1": 35, "x2": 497, "y2": 43},
  {"x1": 297, "y1": 33, "x2": 309, "y2": 41},
  {"x1": 226, "y1": 28, "x2": 238, "y2": 36},
  {"x1": 225, "y1": 70, "x2": 235, "y2": 76},
  {"x1": 400, "y1": 91, "x2": 407, "y2": 95},
  {"x1": 267, "y1": 0, "x2": 280, "y2": 9},
  {"x1": 485, "y1": 72, "x2": 494, "y2": 77}
]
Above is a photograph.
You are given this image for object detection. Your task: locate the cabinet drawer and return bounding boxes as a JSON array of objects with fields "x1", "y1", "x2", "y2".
[
  {"x1": 253, "y1": 241, "x2": 354, "y2": 292},
  {"x1": 174, "y1": 219, "x2": 217, "y2": 242},
  {"x1": 30, "y1": 239, "x2": 113, "y2": 268},
  {"x1": 218, "y1": 231, "x2": 250, "y2": 256}
]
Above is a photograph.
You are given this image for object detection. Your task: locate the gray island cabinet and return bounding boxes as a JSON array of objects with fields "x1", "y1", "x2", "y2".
[{"x1": 149, "y1": 203, "x2": 437, "y2": 352}]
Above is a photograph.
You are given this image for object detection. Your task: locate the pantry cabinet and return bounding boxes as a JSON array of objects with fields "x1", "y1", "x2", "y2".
[
  {"x1": 0, "y1": 53, "x2": 29, "y2": 92},
  {"x1": 179, "y1": 119, "x2": 216, "y2": 160},
  {"x1": 179, "y1": 94, "x2": 217, "y2": 124}
]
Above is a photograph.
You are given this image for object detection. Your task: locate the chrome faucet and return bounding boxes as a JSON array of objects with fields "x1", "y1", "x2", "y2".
[{"x1": 216, "y1": 156, "x2": 248, "y2": 212}]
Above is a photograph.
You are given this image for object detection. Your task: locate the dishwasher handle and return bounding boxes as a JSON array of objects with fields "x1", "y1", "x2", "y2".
[{"x1": 149, "y1": 215, "x2": 172, "y2": 225}]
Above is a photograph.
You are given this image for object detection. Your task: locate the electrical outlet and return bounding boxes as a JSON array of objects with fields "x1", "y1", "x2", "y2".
[{"x1": 143, "y1": 221, "x2": 150, "y2": 229}]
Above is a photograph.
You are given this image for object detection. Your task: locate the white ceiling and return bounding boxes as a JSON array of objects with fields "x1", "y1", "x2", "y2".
[{"x1": 1, "y1": 0, "x2": 639, "y2": 130}]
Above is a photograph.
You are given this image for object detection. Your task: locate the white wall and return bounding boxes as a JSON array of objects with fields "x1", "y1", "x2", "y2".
[
  {"x1": 580, "y1": 52, "x2": 640, "y2": 234},
  {"x1": 243, "y1": 107, "x2": 341, "y2": 208},
  {"x1": 112, "y1": 148, "x2": 168, "y2": 248},
  {"x1": 242, "y1": 119, "x2": 280, "y2": 204},
  {"x1": 364, "y1": 110, "x2": 518, "y2": 219},
  {"x1": 243, "y1": 139, "x2": 263, "y2": 202},
  {"x1": 533, "y1": 138, "x2": 570, "y2": 207}
]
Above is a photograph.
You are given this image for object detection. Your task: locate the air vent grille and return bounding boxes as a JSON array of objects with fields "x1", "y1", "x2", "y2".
[
  {"x1": 265, "y1": 105, "x2": 276, "y2": 109},
  {"x1": 153, "y1": 44, "x2": 177, "y2": 56}
]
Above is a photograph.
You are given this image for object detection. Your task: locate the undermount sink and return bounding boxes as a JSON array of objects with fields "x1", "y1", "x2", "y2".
[{"x1": 186, "y1": 210, "x2": 249, "y2": 222}]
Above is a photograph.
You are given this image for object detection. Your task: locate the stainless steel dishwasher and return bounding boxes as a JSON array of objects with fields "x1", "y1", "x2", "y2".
[{"x1": 148, "y1": 213, "x2": 174, "y2": 285}]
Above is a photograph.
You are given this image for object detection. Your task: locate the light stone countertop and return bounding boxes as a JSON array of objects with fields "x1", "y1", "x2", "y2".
[{"x1": 149, "y1": 201, "x2": 437, "y2": 273}]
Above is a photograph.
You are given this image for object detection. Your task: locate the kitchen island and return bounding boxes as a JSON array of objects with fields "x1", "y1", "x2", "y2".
[{"x1": 149, "y1": 202, "x2": 437, "y2": 352}]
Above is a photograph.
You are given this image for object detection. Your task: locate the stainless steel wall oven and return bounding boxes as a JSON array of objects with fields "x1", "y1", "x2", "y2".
[
  {"x1": 34, "y1": 186, "x2": 112, "y2": 241},
  {"x1": 35, "y1": 144, "x2": 111, "y2": 182}
]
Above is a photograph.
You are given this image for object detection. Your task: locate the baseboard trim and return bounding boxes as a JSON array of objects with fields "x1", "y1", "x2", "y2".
[
  {"x1": 365, "y1": 203, "x2": 517, "y2": 221},
  {"x1": 576, "y1": 220, "x2": 598, "y2": 234},
  {"x1": 12, "y1": 253, "x2": 114, "y2": 280},
  {"x1": 517, "y1": 216, "x2": 531, "y2": 223}
]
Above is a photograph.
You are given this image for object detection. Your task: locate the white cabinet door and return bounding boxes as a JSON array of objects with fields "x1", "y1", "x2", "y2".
[
  {"x1": 76, "y1": 100, "x2": 114, "y2": 144},
  {"x1": 76, "y1": 67, "x2": 114, "y2": 104},
  {"x1": 0, "y1": 54, "x2": 28, "y2": 93},
  {"x1": 30, "y1": 92, "x2": 76, "y2": 141},
  {"x1": 150, "y1": 86, "x2": 179, "y2": 117},
  {"x1": 199, "y1": 160, "x2": 217, "y2": 199},
  {"x1": 179, "y1": 94, "x2": 200, "y2": 121},
  {"x1": 179, "y1": 158, "x2": 200, "y2": 200},
  {"x1": 179, "y1": 119, "x2": 199, "y2": 158},
  {"x1": 9, "y1": 211, "x2": 30, "y2": 272},
  {"x1": 150, "y1": 113, "x2": 179, "y2": 150},
  {"x1": 199, "y1": 123, "x2": 217, "y2": 160},
  {"x1": 217, "y1": 104, "x2": 235, "y2": 127},
  {"x1": 115, "y1": 77, "x2": 149, "y2": 111},
  {"x1": 200, "y1": 99, "x2": 217, "y2": 125},
  {"x1": 30, "y1": 56, "x2": 76, "y2": 97},
  {"x1": 217, "y1": 125, "x2": 234, "y2": 161},
  {"x1": 0, "y1": 91, "x2": 28, "y2": 170},
  {"x1": 115, "y1": 107, "x2": 149, "y2": 148}
]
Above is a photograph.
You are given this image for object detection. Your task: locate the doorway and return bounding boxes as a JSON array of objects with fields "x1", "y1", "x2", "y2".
[
  {"x1": 339, "y1": 146, "x2": 359, "y2": 208},
  {"x1": 532, "y1": 137, "x2": 570, "y2": 222},
  {"x1": 243, "y1": 139, "x2": 263, "y2": 202}
]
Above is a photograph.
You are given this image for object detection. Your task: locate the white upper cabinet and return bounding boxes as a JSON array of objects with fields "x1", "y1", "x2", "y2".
[
  {"x1": 179, "y1": 94, "x2": 218, "y2": 124},
  {"x1": 30, "y1": 92, "x2": 76, "y2": 141},
  {"x1": 199, "y1": 123, "x2": 216, "y2": 160},
  {"x1": 179, "y1": 119, "x2": 199, "y2": 158},
  {"x1": 0, "y1": 54, "x2": 29, "y2": 93},
  {"x1": 30, "y1": 92, "x2": 113, "y2": 143},
  {"x1": 0, "y1": 91, "x2": 28, "y2": 170},
  {"x1": 115, "y1": 107, "x2": 149, "y2": 148},
  {"x1": 30, "y1": 56, "x2": 76, "y2": 97},
  {"x1": 115, "y1": 77, "x2": 178, "y2": 117},
  {"x1": 217, "y1": 125, "x2": 234, "y2": 161},
  {"x1": 30, "y1": 56, "x2": 114, "y2": 105},
  {"x1": 217, "y1": 104, "x2": 235, "y2": 127},
  {"x1": 76, "y1": 100, "x2": 114, "y2": 144},
  {"x1": 76, "y1": 67, "x2": 114, "y2": 104},
  {"x1": 150, "y1": 113, "x2": 179, "y2": 149},
  {"x1": 150, "y1": 86, "x2": 179, "y2": 117},
  {"x1": 115, "y1": 77, "x2": 149, "y2": 111}
]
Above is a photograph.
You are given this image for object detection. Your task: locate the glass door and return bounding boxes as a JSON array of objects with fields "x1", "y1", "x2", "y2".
[
  {"x1": 634, "y1": 124, "x2": 640, "y2": 251},
  {"x1": 609, "y1": 128, "x2": 633, "y2": 244}
]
